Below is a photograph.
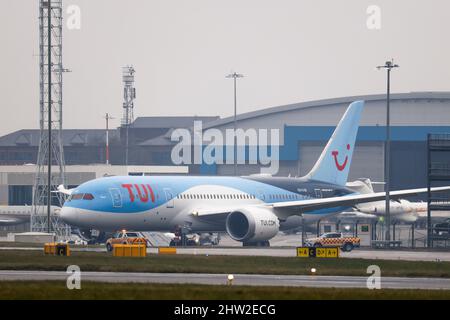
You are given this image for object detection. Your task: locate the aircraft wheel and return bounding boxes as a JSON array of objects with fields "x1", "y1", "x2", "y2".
[
  {"x1": 263, "y1": 240, "x2": 271, "y2": 247},
  {"x1": 243, "y1": 241, "x2": 270, "y2": 247}
]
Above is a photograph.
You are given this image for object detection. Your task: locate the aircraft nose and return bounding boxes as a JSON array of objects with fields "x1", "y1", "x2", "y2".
[{"x1": 60, "y1": 207, "x2": 79, "y2": 225}]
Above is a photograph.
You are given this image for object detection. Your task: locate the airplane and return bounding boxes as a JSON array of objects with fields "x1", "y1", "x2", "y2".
[
  {"x1": 0, "y1": 206, "x2": 60, "y2": 226},
  {"x1": 340, "y1": 179, "x2": 450, "y2": 223},
  {"x1": 60, "y1": 100, "x2": 450, "y2": 246}
]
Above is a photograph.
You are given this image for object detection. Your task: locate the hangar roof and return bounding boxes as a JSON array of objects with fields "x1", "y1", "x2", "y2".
[
  {"x1": 202, "y1": 91, "x2": 450, "y2": 129},
  {"x1": 0, "y1": 129, "x2": 119, "y2": 147},
  {"x1": 130, "y1": 116, "x2": 219, "y2": 128}
]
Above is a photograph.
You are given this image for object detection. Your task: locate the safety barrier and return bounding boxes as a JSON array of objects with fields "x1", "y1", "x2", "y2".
[
  {"x1": 113, "y1": 244, "x2": 147, "y2": 257},
  {"x1": 158, "y1": 247, "x2": 177, "y2": 255}
]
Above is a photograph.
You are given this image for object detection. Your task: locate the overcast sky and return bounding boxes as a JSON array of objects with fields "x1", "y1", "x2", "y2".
[{"x1": 1, "y1": 0, "x2": 449, "y2": 136}]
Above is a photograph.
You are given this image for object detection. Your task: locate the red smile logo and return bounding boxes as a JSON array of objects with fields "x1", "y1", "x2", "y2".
[{"x1": 332, "y1": 144, "x2": 350, "y2": 171}]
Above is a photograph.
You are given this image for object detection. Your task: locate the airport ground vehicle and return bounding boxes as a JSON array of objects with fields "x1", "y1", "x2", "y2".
[
  {"x1": 105, "y1": 231, "x2": 147, "y2": 252},
  {"x1": 168, "y1": 231, "x2": 220, "y2": 247},
  {"x1": 434, "y1": 219, "x2": 450, "y2": 235},
  {"x1": 304, "y1": 232, "x2": 360, "y2": 252}
]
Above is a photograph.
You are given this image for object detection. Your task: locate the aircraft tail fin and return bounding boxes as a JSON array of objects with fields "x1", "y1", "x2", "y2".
[{"x1": 304, "y1": 100, "x2": 364, "y2": 186}]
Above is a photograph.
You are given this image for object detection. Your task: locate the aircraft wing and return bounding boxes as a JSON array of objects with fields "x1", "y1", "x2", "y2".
[
  {"x1": 191, "y1": 206, "x2": 244, "y2": 217},
  {"x1": 189, "y1": 186, "x2": 450, "y2": 219},
  {"x1": 0, "y1": 218, "x2": 22, "y2": 225},
  {"x1": 269, "y1": 186, "x2": 450, "y2": 213},
  {"x1": 338, "y1": 211, "x2": 377, "y2": 219}
]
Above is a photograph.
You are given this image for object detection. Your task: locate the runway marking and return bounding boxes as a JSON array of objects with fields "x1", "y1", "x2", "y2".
[{"x1": 0, "y1": 271, "x2": 449, "y2": 290}]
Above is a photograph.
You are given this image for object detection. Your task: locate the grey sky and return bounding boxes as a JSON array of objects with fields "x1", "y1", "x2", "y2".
[{"x1": 1, "y1": 0, "x2": 449, "y2": 136}]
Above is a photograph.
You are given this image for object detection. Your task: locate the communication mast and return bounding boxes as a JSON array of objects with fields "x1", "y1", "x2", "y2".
[
  {"x1": 121, "y1": 66, "x2": 136, "y2": 165},
  {"x1": 31, "y1": 0, "x2": 68, "y2": 237}
]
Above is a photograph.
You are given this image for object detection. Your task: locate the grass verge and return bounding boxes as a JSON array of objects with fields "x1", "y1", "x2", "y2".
[
  {"x1": 0, "y1": 281, "x2": 449, "y2": 300},
  {"x1": 0, "y1": 250, "x2": 450, "y2": 278}
]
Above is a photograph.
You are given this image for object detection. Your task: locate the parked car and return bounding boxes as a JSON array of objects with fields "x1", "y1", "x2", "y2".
[
  {"x1": 304, "y1": 232, "x2": 360, "y2": 252},
  {"x1": 105, "y1": 231, "x2": 147, "y2": 252}
]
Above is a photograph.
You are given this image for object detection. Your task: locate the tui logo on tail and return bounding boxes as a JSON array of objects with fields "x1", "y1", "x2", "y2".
[
  {"x1": 305, "y1": 100, "x2": 364, "y2": 186},
  {"x1": 331, "y1": 144, "x2": 350, "y2": 171}
]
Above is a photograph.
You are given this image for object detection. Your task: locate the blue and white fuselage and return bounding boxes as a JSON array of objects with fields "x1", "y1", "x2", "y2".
[{"x1": 61, "y1": 175, "x2": 354, "y2": 232}]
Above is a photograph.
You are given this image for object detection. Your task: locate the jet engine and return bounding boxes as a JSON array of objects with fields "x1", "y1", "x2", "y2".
[{"x1": 225, "y1": 208, "x2": 279, "y2": 244}]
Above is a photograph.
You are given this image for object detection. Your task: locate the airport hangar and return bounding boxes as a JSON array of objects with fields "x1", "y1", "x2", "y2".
[{"x1": 0, "y1": 91, "x2": 450, "y2": 212}]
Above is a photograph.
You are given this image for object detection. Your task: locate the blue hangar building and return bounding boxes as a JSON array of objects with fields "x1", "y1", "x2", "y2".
[{"x1": 0, "y1": 91, "x2": 449, "y2": 193}]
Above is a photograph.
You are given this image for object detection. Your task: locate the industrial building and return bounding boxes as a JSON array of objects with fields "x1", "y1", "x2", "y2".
[{"x1": 0, "y1": 91, "x2": 450, "y2": 207}]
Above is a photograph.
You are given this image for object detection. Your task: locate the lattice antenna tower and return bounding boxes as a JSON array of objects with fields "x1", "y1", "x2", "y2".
[
  {"x1": 121, "y1": 66, "x2": 136, "y2": 165},
  {"x1": 31, "y1": 0, "x2": 68, "y2": 237}
]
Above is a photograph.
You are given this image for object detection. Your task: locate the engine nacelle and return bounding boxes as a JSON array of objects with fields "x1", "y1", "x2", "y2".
[{"x1": 225, "y1": 208, "x2": 279, "y2": 242}]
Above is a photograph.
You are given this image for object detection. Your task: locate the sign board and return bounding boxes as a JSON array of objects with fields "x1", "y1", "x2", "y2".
[
  {"x1": 360, "y1": 224, "x2": 370, "y2": 233},
  {"x1": 296, "y1": 247, "x2": 309, "y2": 257},
  {"x1": 296, "y1": 247, "x2": 339, "y2": 258}
]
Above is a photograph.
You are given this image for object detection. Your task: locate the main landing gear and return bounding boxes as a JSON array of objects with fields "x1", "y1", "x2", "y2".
[{"x1": 242, "y1": 240, "x2": 270, "y2": 247}]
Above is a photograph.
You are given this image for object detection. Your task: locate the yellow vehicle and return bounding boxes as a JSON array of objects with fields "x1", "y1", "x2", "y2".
[
  {"x1": 106, "y1": 231, "x2": 147, "y2": 252},
  {"x1": 304, "y1": 232, "x2": 360, "y2": 252}
]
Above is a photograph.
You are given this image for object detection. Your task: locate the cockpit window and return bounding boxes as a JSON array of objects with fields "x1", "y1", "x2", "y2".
[
  {"x1": 67, "y1": 193, "x2": 94, "y2": 201},
  {"x1": 71, "y1": 194, "x2": 84, "y2": 200},
  {"x1": 83, "y1": 193, "x2": 94, "y2": 200}
]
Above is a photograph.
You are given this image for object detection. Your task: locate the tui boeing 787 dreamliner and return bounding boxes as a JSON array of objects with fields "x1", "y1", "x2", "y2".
[{"x1": 60, "y1": 101, "x2": 450, "y2": 246}]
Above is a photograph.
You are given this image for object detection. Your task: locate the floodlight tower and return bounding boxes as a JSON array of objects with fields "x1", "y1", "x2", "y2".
[
  {"x1": 226, "y1": 72, "x2": 244, "y2": 176},
  {"x1": 31, "y1": 0, "x2": 68, "y2": 237},
  {"x1": 376, "y1": 59, "x2": 399, "y2": 241},
  {"x1": 121, "y1": 66, "x2": 136, "y2": 165}
]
